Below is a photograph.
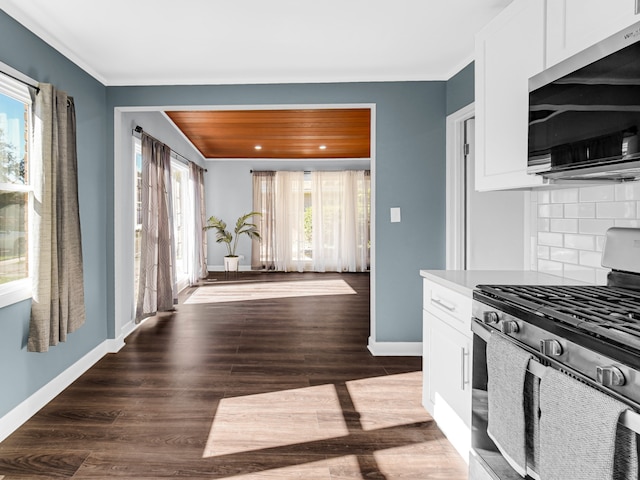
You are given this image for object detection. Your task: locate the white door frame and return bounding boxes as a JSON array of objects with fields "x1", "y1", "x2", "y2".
[{"x1": 445, "y1": 103, "x2": 475, "y2": 270}]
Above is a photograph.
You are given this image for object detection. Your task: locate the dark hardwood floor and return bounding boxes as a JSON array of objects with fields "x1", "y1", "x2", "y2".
[{"x1": 0, "y1": 272, "x2": 467, "y2": 479}]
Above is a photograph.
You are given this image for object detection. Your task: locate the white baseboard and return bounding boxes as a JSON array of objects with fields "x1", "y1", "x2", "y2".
[
  {"x1": 367, "y1": 337, "x2": 422, "y2": 356},
  {"x1": 0, "y1": 339, "x2": 115, "y2": 443}
]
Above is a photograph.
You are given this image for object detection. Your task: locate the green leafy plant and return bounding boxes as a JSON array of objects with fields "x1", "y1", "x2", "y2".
[{"x1": 204, "y1": 212, "x2": 261, "y2": 257}]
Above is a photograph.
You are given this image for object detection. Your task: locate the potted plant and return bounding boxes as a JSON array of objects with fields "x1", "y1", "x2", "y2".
[{"x1": 204, "y1": 212, "x2": 261, "y2": 272}]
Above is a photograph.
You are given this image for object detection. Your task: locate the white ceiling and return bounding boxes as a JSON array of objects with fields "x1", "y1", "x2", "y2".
[{"x1": 0, "y1": 0, "x2": 513, "y2": 86}]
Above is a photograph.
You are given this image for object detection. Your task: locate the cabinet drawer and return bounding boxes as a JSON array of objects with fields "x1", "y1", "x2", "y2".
[{"x1": 423, "y1": 280, "x2": 472, "y2": 335}]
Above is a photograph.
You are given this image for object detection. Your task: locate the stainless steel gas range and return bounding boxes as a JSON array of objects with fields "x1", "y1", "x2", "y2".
[{"x1": 470, "y1": 227, "x2": 640, "y2": 480}]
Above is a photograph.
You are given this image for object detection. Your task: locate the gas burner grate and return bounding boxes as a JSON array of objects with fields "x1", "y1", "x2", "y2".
[{"x1": 477, "y1": 285, "x2": 640, "y2": 346}]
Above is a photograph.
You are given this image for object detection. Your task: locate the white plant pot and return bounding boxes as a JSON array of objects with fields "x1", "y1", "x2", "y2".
[{"x1": 224, "y1": 256, "x2": 239, "y2": 272}]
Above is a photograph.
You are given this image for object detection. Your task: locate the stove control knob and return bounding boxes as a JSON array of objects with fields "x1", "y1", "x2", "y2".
[
  {"x1": 596, "y1": 366, "x2": 626, "y2": 387},
  {"x1": 540, "y1": 339, "x2": 563, "y2": 356},
  {"x1": 501, "y1": 320, "x2": 519, "y2": 334},
  {"x1": 483, "y1": 311, "x2": 500, "y2": 325}
]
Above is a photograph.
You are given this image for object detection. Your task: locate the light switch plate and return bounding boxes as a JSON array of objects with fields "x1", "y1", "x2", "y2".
[{"x1": 390, "y1": 207, "x2": 401, "y2": 223}]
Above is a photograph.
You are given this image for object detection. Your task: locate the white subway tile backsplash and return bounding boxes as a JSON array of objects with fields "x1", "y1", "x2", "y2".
[
  {"x1": 578, "y1": 218, "x2": 615, "y2": 235},
  {"x1": 615, "y1": 181, "x2": 640, "y2": 201},
  {"x1": 532, "y1": 184, "x2": 639, "y2": 284},
  {"x1": 538, "y1": 232, "x2": 564, "y2": 247},
  {"x1": 551, "y1": 188, "x2": 578, "y2": 204},
  {"x1": 595, "y1": 269, "x2": 609, "y2": 285},
  {"x1": 614, "y1": 219, "x2": 640, "y2": 228},
  {"x1": 537, "y1": 245, "x2": 550, "y2": 260},
  {"x1": 563, "y1": 264, "x2": 597, "y2": 283},
  {"x1": 564, "y1": 234, "x2": 595, "y2": 251},
  {"x1": 538, "y1": 190, "x2": 550, "y2": 203},
  {"x1": 579, "y1": 185, "x2": 615, "y2": 202},
  {"x1": 596, "y1": 201, "x2": 636, "y2": 219},
  {"x1": 564, "y1": 203, "x2": 595, "y2": 218},
  {"x1": 538, "y1": 259, "x2": 563, "y2": 273},
  {"x1": 538, "y1": 218, "x2": 550, "y2": 232},
  {"x1": 550, "y1": 247, "x2": 578, "y2": 264},
  {"x1": 579, "y1": 250, "x2": 603, "y2": 268},
  {"x1": 550, "y1": 218, "x2": 578, "y2": 233},
  {"x1": 538, "y1": 204, "x2": 563, "y2": 218}
]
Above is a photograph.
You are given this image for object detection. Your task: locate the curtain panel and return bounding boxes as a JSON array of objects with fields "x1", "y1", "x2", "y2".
[
  {"x1": 274, "y1": 171, "x2": 306, "y2": 272},
  {"x1": 252, "y1": 170, "x2": 369, "y2": 273},
  {"x1": 312, "y1": 170, "x2": 370, "y2": 272},
  {"x1": 135, "y1": 133, "x2": 177, "y2": 322},
  {"x1": 28, "y1": 84, "x2": 86, "y2": 352},
  {"x1": 252, "y1": 171, "x2": 306, "y2": 272}
]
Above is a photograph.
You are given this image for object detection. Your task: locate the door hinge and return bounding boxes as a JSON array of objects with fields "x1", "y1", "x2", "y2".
[{"x1": 463, "y1": 143, "x2": 470, "y2": 156}]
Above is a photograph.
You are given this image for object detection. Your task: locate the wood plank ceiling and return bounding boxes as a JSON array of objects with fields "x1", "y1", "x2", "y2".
[{"x1": 165, "y1": 108, "x2": 371, "y2": 159}]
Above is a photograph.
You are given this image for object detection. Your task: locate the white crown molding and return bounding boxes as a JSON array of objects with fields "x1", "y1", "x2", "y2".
[{"x1": 1, "y1": 1, "x2": 108, "y2": 85}]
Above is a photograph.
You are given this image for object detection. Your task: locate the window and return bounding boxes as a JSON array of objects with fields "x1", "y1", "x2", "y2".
[{"x1": 0, "y1": 72, "x2": 32, "y2": 305}]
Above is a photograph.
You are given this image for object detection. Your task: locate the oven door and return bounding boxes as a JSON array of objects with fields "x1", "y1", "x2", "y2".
[{"x1": 470, "y1": 319, "x2": 538, "y2": 480}]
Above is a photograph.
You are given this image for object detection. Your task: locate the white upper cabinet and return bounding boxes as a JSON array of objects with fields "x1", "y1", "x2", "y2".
[
  {"x1": 474, "y1": 0, "x2": 547, "y2": 191},
  {"x1": 546, "y1": 0, "x2": 639, "y2": 68}
]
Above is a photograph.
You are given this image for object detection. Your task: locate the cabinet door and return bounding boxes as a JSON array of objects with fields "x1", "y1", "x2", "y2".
[
  {"x1": 475, "y1": 0, "x2": 547, "y2": 191},
  {"x1": 424, "y1": 311, "x2": 472, "y2": 458},
  {"x1": 547, "y1": 0, "x2": 639, "y2": 68},
  {"x1": 426, "y1": 312, "x2": 471, "y2": 426}
]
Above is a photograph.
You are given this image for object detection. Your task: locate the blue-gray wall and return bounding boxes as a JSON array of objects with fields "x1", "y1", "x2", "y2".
[
  {"x1": 446, "y1": 62, "x2": 474, "y2": 115},
  {"x1": 0, "y1": 5, "x2": 475, "y2": 418},
  {"x1": 0, "y1": 10, "x2": 108, "y2": 417}
]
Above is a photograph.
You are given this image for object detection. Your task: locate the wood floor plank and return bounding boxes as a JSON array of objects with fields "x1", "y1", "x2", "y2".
[{"x1": 0, "y1": 272, "x2": 467, "y2": 480}]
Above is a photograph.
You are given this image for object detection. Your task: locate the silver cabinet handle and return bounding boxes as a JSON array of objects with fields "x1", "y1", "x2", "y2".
[{"x1": 431, "y1": 296, "x2": 456, "y2": 312}]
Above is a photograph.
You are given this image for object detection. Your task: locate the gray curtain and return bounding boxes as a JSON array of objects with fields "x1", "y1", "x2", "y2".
[
  {"x1": 190, "y1": 162, "x2": 207, "y2": 283},
  {"x1": 135, "y1": 133, "x2": 176, "y2": 322},
  {"x1": 28, "y1": 84, "x2": 86, "y2": 352}
]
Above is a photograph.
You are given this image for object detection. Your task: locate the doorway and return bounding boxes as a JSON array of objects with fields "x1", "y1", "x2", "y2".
[{"x1": 114, "y1": 104, "x2": 376, "y2": 344}]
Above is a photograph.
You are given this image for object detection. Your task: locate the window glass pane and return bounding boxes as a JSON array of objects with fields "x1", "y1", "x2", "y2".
[
  {"x1": 0, "y1": 191, "x2": 27, "y2": 284},
  {"x1": 0, "y1": 92, "x2": 28, "y2": 185},
  {"x1": 0, "y1": 84, "x2": 29, "y2": 286}
]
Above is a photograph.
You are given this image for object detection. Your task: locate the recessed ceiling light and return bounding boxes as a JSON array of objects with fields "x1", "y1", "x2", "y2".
[
  {"x1": 254, "y1": 145, "x2": 262, "y2": 150},
  {"x1": 319, "y1": 145, "x2": 327, "y2": 150}
]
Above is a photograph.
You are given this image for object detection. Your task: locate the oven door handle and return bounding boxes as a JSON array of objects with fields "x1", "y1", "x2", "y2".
[{"x1": 472, "y1": 318, "x2": 492, "y2": 342}]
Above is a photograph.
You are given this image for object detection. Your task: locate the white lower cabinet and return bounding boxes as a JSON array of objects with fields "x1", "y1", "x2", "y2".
[{"x1": 422, "y1": 279, "x2": 472, "y2": 461}]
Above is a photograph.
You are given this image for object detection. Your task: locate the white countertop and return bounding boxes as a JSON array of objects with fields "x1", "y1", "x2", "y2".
[{"x1": 419, "y1": 270, "x2": 591, "y2": 297}]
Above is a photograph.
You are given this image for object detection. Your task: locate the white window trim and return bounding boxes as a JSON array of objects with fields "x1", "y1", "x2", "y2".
[
  {"x1": 0, "y1": 68, "x2": 34, "y2": 307},
  {"x1": 0, "y1": 278, "x2": 31, "y2": 308}
]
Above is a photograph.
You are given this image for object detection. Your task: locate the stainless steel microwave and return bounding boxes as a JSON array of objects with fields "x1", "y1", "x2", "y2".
[{"x1": 527, "y1": 20, "x2": 640, "y2": 182}]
